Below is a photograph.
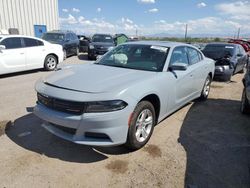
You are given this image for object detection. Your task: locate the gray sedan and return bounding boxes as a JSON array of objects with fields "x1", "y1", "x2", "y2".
[{"x1": 34, "y1": 41, "x2": 215, "y2": 150}]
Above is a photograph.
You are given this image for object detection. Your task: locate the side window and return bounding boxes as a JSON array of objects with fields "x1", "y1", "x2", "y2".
[
  {"x1": 0, "y1": 37, "x2": 22, "y2": 49},
  {"x1": 169, "y1": 47, "x2": 189, "y2": 66},
  {"x1": 23, "y1": 38, "x2": 38, "y2": 47},
  {"x1": 188, "y1": 47, "x2": 200, "y2": 65},
  {"x1": 65, "y1": 33, "x2": 70, "y2": 41},
  {"x1": 240, "y1": 46, "x2": 246, "y2": 55},
  {"x1": 37, "y1": 40, "x2": 44, "y2": 46}
]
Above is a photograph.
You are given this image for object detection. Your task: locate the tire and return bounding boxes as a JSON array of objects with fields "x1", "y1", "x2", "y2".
[
  {"x1": 223, "y1": 73, "x2": 232, "y2": 82},
  {"x1": 241, "y1": 89, "x2": 250, "y2": 114},
  {"x1": 239, "y1": 67, "x2": 245, "y2": 74},
  {"x1": 76, "y1": 47, "x2": 79, "y2": 56},
  {"x1": 44, "y1": 55, "x2": 57, "y2": 71},
  {"x1": 125, "y1": 101, "x2": 156, "y2": 150},
  {"x1": 199, "y1": 75, "x2": 211, "y2": 100},
  {"x1": 63, "y1": 49, "x2": 67, "y2": 60}
]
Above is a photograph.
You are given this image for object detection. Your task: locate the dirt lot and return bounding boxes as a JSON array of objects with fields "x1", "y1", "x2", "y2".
[{"x1": 0, "y1": 55, "x2": 250, "y2": 188}]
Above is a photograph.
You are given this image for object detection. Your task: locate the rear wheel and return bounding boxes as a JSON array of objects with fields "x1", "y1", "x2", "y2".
[
  {"x1": 63, "y1": 49, "x2": 67, "y2": 60},
  {"x1": 44, "y1": 55, "x2": 57, "y2": 71},
  {"x1": 125, "y1": 101, "x2": 155, "y2": 150},
  {"x1": 241, "y1": 89, "x2": 250, "y2": 114},
  {"x1": 76, "y1": 47, "x2": 79, "y2": 56},
  {"x1": 199, "y1": 75, "x2": 211, "y2": 100}
]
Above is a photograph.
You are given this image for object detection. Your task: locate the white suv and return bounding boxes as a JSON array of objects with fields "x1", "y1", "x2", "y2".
[{"x1": 0, "y1": 35, "x2": 63, "y2": 75}]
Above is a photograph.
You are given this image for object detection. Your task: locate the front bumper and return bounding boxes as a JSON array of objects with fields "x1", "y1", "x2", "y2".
[
  {"x1": 214, "y1": 65, "x2": 234, "y2": 79},
  {"x1": 88, "y1": 49, "x2": 108, "y2": 58},
  {"x1": 34, "y1": 103, "x2": 131, "y2": 146}
]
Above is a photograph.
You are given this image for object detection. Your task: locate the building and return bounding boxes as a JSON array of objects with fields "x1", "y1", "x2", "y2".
[{"x1": 0, "y1": 0, "x2": 59, "y2": 37}]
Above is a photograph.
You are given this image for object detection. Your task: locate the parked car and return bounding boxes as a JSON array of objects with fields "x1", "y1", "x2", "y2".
[
  {"x1": 42, "y1": 30, "x2": 79, "y2": 59},
  {"x1": 88, "y1": 34, "x2": 115, "y2": 60},
  {"x1": 241, "y1": 63, "x2": 250, "y2": 114},
  {"x1": 228, "y1": 39, "x2": 250, "y2": 55},
  {"x1": 77, "y1": 35, "x2": 91, "y2": 53},
  {"x1": 202, "y1": 43, "x2": 248, "y2": 81},
  {"x1": 34, "y1": 41, "x2": 215, "y2": 150},
  {"x1": 0, "y1": 35, "x2": 63, "y2": 75}
]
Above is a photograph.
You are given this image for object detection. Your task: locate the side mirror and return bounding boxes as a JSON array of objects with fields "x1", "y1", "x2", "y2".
[
  {"x1": 0, "y1": 45, "x2": 6, "y2": 50},
  {"x1": 169, "y1": 63, "x2": 188, "y2": 71}
]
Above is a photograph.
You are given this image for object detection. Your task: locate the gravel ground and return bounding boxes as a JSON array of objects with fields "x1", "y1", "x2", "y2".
[{"x1": 0, "y1": 54, "x2": 249, "y2": 188}]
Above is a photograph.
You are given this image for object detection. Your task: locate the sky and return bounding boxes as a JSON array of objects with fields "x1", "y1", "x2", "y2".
[{"x1": 59, "y1": 0, "x2": 250, "y2": 37}]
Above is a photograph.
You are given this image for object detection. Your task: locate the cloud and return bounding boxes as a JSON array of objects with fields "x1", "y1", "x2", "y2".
[
  {"x1": 97, "y1": 8, "x2": 101, "y2": 12},
  {"x1": 59, "y1": 14, "x2": 78, "y2": 24},
  {"x1": 197, "y1": 2, "x2": 207, "y2": 8},
  {"x1": 137, "y1": 0, "x2": 155, "y2": 4},
  {"x1": 62, "y1": 9, "x2": 68, "y2": 12},
  {"x1": 72, "y1": 8, "x2": 80, "y2": 13},
  {"x1": 148, "y1": 8, "x2": 158, "y2": 13},
  {"x1": 216, "y1": 1, "x2": 250, "y2": 20}
]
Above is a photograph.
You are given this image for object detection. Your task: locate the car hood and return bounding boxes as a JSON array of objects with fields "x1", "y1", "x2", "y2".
[
  {"x1": 91, "y1": 42, "x2": 115, "y2": 47},
  {"x1": 43, "y1": 63, "x2": 156, "y2": 93}
]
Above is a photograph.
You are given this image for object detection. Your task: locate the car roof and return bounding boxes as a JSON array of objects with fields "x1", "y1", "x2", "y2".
[
  {"x1": 0, "y1": 34, "x2": 44, "y2": 40},
  {"x1": 124, "y1": 40, "x2": 195, "y2": 48},
  {"x1": 206, "y1": 42, "x2": 238, "y2": 47},
  {"x1": 45, "y1": 30, "x2": 73, "y2": 34}
]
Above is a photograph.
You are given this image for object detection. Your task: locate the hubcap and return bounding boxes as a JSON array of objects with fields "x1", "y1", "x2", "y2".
[
  {"x1": 47, "y1": 57, "x2": 56, "y2": 69},
  {"x1": 203, "y1": 78, "x2": 211, "y2": 97},
  {"x1": 135, "y1": 109, "x2": 153, "y2": 143}
]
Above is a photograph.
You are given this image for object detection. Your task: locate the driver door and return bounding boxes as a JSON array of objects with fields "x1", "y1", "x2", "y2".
[
  {"x1": 167, "y1": 46, "x2": 195, "y2": 111},
  {"x1": 0, "y1": 37, "x2": 26, "y2": 74}
]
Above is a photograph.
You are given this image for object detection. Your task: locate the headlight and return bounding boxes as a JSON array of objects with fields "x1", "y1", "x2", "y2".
[
  {"x1": 108, "y1": 46, "x2": 114, "y2": 51},
  {"x1": 85, "y1": 100, "x2": 127, "y2": 113},
  {"x1": 89, "y1": 45, "x2": 95, "y2": 49}
]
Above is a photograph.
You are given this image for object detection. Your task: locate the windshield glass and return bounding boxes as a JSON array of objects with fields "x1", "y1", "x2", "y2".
[
  {"x1": 42, "y1": 33, "x2": 65, "y2": 42},
  {"x1": 96, "y1": 44, "x2": 169, "y2": 72},
  {"x1": 92, "y1": 35, "x2": 114, "y2": 43},
  {"x1": 203, "y1": 45, "x2": 235, "y2": 60}
]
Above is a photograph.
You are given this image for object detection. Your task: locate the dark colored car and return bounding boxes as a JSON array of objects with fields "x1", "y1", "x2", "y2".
[
  {"x1": 42, "y1": 30, "x2": 79, "y2": 59},
  {"x1": 203, "y1": 43, "x2": 248, "y2": 81},
  {"x1": 241, "y1": 63, "x2": 250, "y2": 114},
  {"x1": 88, "y1": 34, "x2": 115, "y2": 60},
  {"x1": 78, "y1": 35, "x2": 91, "y2": 53}
]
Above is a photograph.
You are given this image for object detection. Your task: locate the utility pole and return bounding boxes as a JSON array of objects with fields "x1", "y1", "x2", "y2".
[
  {"x1": 237, "y1": 28, "x2": 241, "y2": 39},
  {"x1": 184, "y1": 24, "x2": 188, "y2": 41}
]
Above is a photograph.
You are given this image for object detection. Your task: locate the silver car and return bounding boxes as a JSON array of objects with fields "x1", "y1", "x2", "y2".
[{"x1": 34, "y1": 41, "x2": 215, "y2": 150}]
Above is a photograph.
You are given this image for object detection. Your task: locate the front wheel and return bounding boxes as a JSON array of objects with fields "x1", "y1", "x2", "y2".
[
  {"x1": 125, "y1": 101, "x2": 156, "y2": 150},
  {"x1": 44, "y1": 55, "x2": 57, "y2": 71},
  {"x1": 199, "y1": 75, "x2": 211, "y2": 100},
  {"x1": 241, "y1": 89, "x2": 250, "y2": 114}
]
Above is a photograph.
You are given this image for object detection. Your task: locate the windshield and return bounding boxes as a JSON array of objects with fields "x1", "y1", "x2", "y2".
[
  {"x1": 92, "y1": 35, "x2": 114, "y2": 43},
  {"x1": 203, "y1": 45, "x2": 235, "y2": 60},
  {"x1": 96, "y1": 44, "x2": 169, "y2": 72},
  {"x1": 42, "y1": 33, "x2": 65, "y2": 42}
]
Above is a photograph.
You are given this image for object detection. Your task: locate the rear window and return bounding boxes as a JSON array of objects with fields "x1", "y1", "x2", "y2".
[{"x1": 203, "y1": 45, "x2": 235, "y2": 60}]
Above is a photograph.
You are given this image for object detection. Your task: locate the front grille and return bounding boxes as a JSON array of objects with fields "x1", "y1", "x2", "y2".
[
  {"x1": 37, "y1": 93, "x2": 85, "y2": 115},
  {"x1": 51, "y1": 124, "x2": 76, "y2": 135}
]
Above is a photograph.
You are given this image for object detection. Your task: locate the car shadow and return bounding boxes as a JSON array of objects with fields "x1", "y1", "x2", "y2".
[
  {"x1": 0, "y1": 69, "x2": 44, "y2": 79},
  {"x1": 179, "y1": 99, "x2": 250, "y2": 188},
  {"x1": 6, "y1": 113, "x2": 131, "y2": 163}
]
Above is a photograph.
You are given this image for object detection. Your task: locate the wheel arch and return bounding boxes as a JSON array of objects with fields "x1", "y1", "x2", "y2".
[{"x1": 139, "y1": 94, "x2": 161, "y2": 124}]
